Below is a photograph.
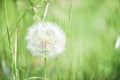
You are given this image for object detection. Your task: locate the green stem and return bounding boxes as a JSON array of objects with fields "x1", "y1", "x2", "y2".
[
  {"x1": 44, "y1": 56, "x2": 47, "y2": 80},
  {"x1": 14, "y1": 28, "x2": 18, "y2": 80},
  {"x1": 3, "y1": 0, "x2": 11, "y2": 45},
  {"x1": 10, "y1": 10, "x2": 27, "y2": 36},
  {"x1": 42, "y1": 0, "x2": 50, "y2": 80},
  {"x1": 42, "y1": 0, "x2": 50, "y2": 21},
  {"x1": 3, "y1": 0, "x2": 17, "y2": 79},
  {"x1": 67, "y1": 1, "x2": 73, "y2": 36}
]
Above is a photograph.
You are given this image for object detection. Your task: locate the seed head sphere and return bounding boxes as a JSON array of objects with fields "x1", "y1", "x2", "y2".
[{"x1": 26, "y1": 22, "x2": 66, "y2": 57}]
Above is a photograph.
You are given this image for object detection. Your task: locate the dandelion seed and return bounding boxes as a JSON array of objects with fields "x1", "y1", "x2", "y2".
[{"x1": 26, "y1": 22, "x2": 66, "y2": 57}]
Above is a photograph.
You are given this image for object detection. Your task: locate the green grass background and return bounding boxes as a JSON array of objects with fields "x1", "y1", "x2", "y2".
[{"x1": 0, "y1": 0, "x2": 120, "y2": 80}]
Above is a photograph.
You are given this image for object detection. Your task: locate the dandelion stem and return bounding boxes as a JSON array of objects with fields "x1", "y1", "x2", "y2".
[
  {"x1": 42, "y1": 0, "x2": 50, "y2": 21},
  {"x1": 42, "y1": 1, "x2": 51, "y2": 80},
  {"x1": 44, "y1": 56, "x2": 47, "y2": 80}
]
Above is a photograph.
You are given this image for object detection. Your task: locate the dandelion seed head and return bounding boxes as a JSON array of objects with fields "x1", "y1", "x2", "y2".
[{"x1": 26, "y1": 22, "x2": 66, "y2": 57}]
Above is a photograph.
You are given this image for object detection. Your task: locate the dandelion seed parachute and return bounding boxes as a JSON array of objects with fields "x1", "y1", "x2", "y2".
[{"x1": 26, "y1": 22, "x2": 66, "y2": 57}]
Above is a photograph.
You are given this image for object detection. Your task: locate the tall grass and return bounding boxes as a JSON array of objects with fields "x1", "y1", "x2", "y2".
[{"x1": 3, "y1": 0, "x2": 18, "y2": 79}]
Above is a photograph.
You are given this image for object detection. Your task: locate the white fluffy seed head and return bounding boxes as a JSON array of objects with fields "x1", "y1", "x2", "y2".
[{"x1": 26, "y1": 22, "x2": 66, "y2": 57}]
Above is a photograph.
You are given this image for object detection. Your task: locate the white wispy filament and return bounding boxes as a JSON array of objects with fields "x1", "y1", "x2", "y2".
[{"x1": 26, "y1": 22, "x2": 66, "y2": 57}]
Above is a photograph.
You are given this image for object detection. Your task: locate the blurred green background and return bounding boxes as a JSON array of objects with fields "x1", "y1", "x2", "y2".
[{"x1": 0, "y1": 0, "x2": 120, "y2": 80}]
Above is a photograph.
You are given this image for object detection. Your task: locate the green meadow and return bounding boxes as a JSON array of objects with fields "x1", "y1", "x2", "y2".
[{"x1": 0, "y1": 0, "x2": 120, "y2": 80}]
